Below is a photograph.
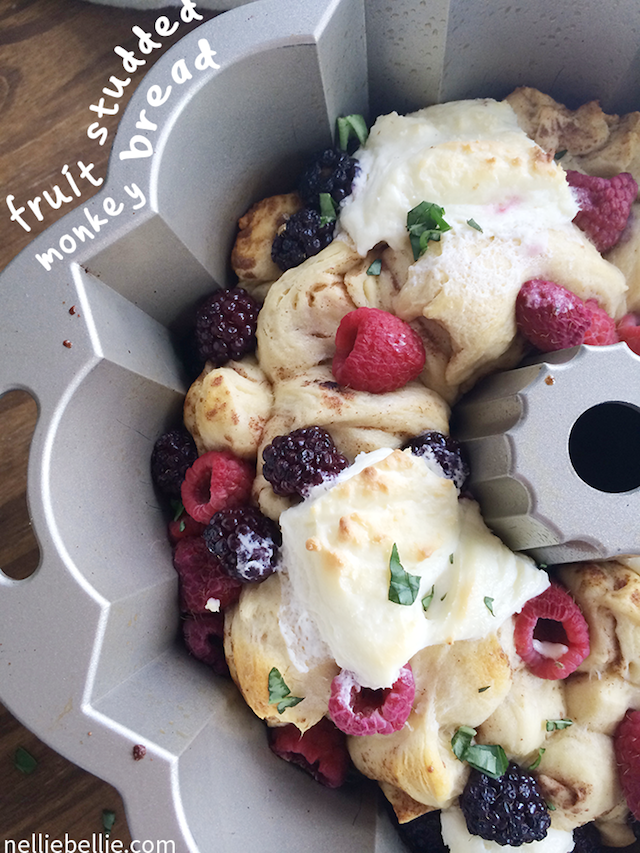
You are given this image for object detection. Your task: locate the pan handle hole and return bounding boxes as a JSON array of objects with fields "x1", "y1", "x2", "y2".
[
  {"x1": 0, "y1": 390, "x2": 40, "y2": 580},
  {"x1": 569, "y1": 402, "x2": 640, "y2": 493}
]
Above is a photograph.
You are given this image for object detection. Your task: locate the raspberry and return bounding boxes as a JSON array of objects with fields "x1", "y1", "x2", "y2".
[
  {"x1": 328, "y1": 664, "x2": 415, "y2": 736},
  {"x1": 617, "y1": 313, "x2": 640, "y2": 356},
  {"x1": 614, "y1": 709, "x2": 640, "y2": 819},
  {"x1": 392, "y1": 810, "x2": 447, "y2": 853},
  {"x1": 168, "y1": 508, "x2": 205, "y2": 544},
  {"x1": 402, "y1": 431, "x2": 470, "y2": 490},
  {"x1": 583, "y1": 299, "x2": 618, "y2": 346},
  {"x1": 459, "y1": 762, "x2": 551, "y2": 845},
  {"x1": 194, "y1": 287, "x2": 260, "y2": 367},
  {"x1": 182, "y1": 612, "x2": 229, "y2": 676},
  {"x1": 332, "y1": 307, "x2": 426, "y2": 393},
  {"x1": 173, "y1": 536, "x2": 242, "y2": 613},
  {"x1": 267, "y1": 717, "x2": 351, "y2": 788},
  {"x1": 566, "y1": 170, "x2": 638, "y2": 253},
  {"x1": 262, "y1": 426, "x2": 349, "y2": 498},
  {"x1": 203, "y1": 506, "x2": 281, "y2": 583},
  {"x1": 297, "y1": 147, "x2": 358, "y2": 208},
  {"x1": 150, "y1": 428, "x2": 198, "y2": 500},
  {"x1": 514, "y1": 582, "x2": 590, "y2": 680},
  {"x1": 181, "y1": 450, "x2": 254, "y2": 525},
  {"x1": 516, "y1": 279, "x2": 591, "y2": 352},
  {"x1": 271, "y1": 208, "x2": 334, "y2": 271}
]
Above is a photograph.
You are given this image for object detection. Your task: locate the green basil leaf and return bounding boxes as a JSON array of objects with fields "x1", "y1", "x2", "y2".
[
  {"x1": 366, "y1": 259, "x2": 382, "y2": 276},
  {"x1": 171, "y1": 499, "x2": 185, "y2": 522},
  {"x1": 388, "y1": 543, "x2": 421, "y2": 606},
  {"x1": 268, "y1": 667, "x2": 303, "y2": 714},
  {"x1": 319, "y1": 193, "x2": 338, "y2": 225},
  {"x1": 464, "y1": 743, "x2": 509, "y2": 779},
  {"x1": 546, "y1": 718, "x2": 573, "y2": 731},
  {"x1": 336, "y1": 114, "x2": 369, "y2": 150},
  {"x1": 478, "y1": 686, "x2": 490, "y2": 693},
  {"x1": 530, "y1": 748, "x2": 545, "y2": 770},
  {"x1": 449, "y1": 553, "x2": 454, "y2": 564},
  {"x1": 421, "y1": 585, "x2": 435, "y2": 612},
  {"x1": 484, "y1": 596, "x2": 495, "y2": 616},
  {"x1": 406, "y1": 202, "x2": 451, "y2": 260},
  {"x1": 14, "y1": 746, "x2": 37, "y2": 775},
  {"x1": 451, "y1": 725, "x2": 476, "y2": 760},
  {"x1": 554, "y1": 149, "x2": 567, "y2": 161},
  {"x1": 467, "y1": 218, "x2": 483, "y2": 232},
  {"x1": 102, "y1": 809, "x2": 116, "y2": 835}
]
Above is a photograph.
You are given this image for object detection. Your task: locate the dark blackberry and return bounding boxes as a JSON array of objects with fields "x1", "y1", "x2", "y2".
[
  {"x1": 391, "y1": 809, "x2": 447, "y2": 853},
  {"x1": 572, "y1": 822, "x2": 602, "y2": 853},
  {"x1": 262, "y1": 426, "x2": 349, "y2": 498},
  {"x1": 271, "y1": 208, "x2": 335, "y2": 271},
  {"x1": 194, "y1": 287, "x2": 259, "y2": 366},
  {"x1": 297, "y1": 147, "x2": 359, "y2": 208},
  {"x1": 459, "y1": 762, "x2": 551, "y2": 846},
  {"x1": 150, "y1": 428, "x2": 198, "y2": 500},
  {"x1": 203, "y1": 506, "x2": 281, "y2": 583},
  {"x1": 402, "y1": 431, "x2": 470, "y2": 490}
]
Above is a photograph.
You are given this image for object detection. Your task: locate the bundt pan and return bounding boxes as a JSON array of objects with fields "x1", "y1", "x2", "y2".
[{"x1": 2, "y1": 0, "x2": 640, "y2": 850}]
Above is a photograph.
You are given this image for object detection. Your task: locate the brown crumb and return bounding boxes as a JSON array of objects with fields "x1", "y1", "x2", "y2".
[
  {"x1": 63, "y1": 340, "x2": 72, "y2": 348},
  {"x1": 132, "y1": 744, "x2": 146, "y2": 761}
]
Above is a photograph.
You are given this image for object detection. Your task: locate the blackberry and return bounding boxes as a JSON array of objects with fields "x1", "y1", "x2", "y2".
[
  {"x1": 459, "y1": 763, "x2": 551, "y2": 846},
  {"x1": 402, "y1": 431, "x2": 470, "y2": 490},
  {"x1": 194, "y1": 287, "x2": 259, "y2": 366},
  {"x1": 262, "y1": 426, "x2": 349, "y2": 497},
  {"x1": 297, "y1": 147, "x2": 359, "y2": 208},
  {"x1": 391, "y1": 809, "x2": 447, "y2": 853},
  {"x1": 203, "y1": 506, "x2": 281, "y2": 583},
  {"x1": 572, "y1": 822, "x2": 602, "y2": 853},
  {"x1": 150, "y1": 428, "x2": 198, "y2": 500},
  {"x1": 271, "y1": 208, "x2": 334, "y2": 271}
]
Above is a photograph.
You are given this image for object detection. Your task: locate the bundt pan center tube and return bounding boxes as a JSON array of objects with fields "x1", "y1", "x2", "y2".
[{"x1": 2, "y1": 0, "x2": 640, "y2": 850}]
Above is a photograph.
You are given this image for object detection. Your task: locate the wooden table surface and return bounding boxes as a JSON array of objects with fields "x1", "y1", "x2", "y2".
[{"x1": 0, "y1": 0, "x2": 216, "y2": 843}]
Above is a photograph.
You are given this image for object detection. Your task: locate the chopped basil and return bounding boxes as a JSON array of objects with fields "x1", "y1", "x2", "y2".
[
  {"x1": 336, "y1": 114, "x2": 369, "y2": 150},
  {"x1": 546, "y1": 718, "x2": 573, "y2": 731},
  {"x1": 530, "y1": 748, "x2": 545, "y2": 770},
  {"x1": 366, "y1": 258, "x2": 382, "y2": 276},
  {"x1": 554, "y1": 149, "x2": 567, "y2": 161},
  {"x1": 268, "y1": 667, "x2": 303, "y2": 714},
  {"x1": 467, "y1": 218, "x2": 483, "y2": 232},
  {"x1": 449, "y1": 553, "x2": 454, "y2": 564},
  {"x1": 451, "y1": 726, "x2": 508, "y2": 779},
  {"x1": 102, "y1": 809, "x2": 116, "y2": 836},
  {"x1": 484, "y1": 596, "x2": 495, "y2": 616},
  {"x1": 478, "y1": 686, "x2": 490, "y2": 693},
  {"x1": 14, "y1": 746, "x2": 37, "y2": 775},
  {"x1": 171, "y1": 500, "x2": 185, "y2": 522},
  {"x1": 388, "y1": 543, "x2": 421, "y2": 606},
  {"x1": 406, "y1": 202, "x2": 451, "y2": 260},
  {"x1": 547, "y1": 801, "x2": 557, "y2": 811},
  {"x1": 319, "y1": 193, "x2": 338, "y2": 225},
  {"x1": 421, "y1": 585, "x2": 435, "y2": 612},
  {"x1": 440, "y1": 593, "x2": 447, "y2": 601}
]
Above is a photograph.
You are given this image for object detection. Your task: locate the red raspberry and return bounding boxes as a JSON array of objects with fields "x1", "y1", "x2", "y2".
[
  {"x1": 173, "y1": 536, "x2": 242, "y2": 613},
  {"x1": 566, "y1": 170, "x2": 638, "y2": 253},
  {"x1": 332, "y1": 307, "x2": 426, "y2": 394},
  {"x1": 514, "y1": 583, "x2": 590, "y2": 680},
  {"x1": 181, "y1": 450, "x2": 254, "y2": 525},
  {"x1": 267, "y1": 718, "x2": 351, "y2": 788},
  {"x1": 328, "y1": 664, "x2": 415, "y2": 735},
  {"x1": 583, "y1": 299, "x2": 618, "y2": 346},
  {"x1": 617, "y1": 313, "x2": 640, "y2": 356},
  {"x1": 182, "y1": 612, "x2": 229, "y2": 676},
  {"x1": 168, "y1": 510, "x2": 205, "y2": 544},
  {"x1": 515, "y1": 279, "x2": 590, "y2": 352},
  {"x1": 614, "y1": 709, "x2": 640, "y2": 819}
]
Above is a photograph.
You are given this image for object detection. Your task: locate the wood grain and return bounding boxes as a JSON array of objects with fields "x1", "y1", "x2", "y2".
[{"x1": 0, "y1": 0, "x2": 216, "y2": 843}]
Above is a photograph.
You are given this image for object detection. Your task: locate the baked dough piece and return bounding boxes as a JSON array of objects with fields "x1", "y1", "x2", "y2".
[
  {"x1": 252, "y1": 364, "x2": 450, "y2": 519},
  {"x1": 347, "y1": 633, "x2": 512, "y2": 816},
  {"x1": 559, "y1": 561, "x2": 640, "y2": 682},
  {"x1": 393, "y1": 226, "x2": 626, "y2": 394},
  {"x1": 607, "y1": 202, "x2": 640, "y2": 310},
  {"x1": 224, "y1": 572, "x2": 339, "y2": 732},
  {"x1": 183, "y1": 357, "x2": 274, "y2": 458},
  {"x1": 506, "y1": 86, "x2": 640, "y2": 184},
  {"x1": 231, "y1": 192, "x2": 303, "y2": 284}
]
